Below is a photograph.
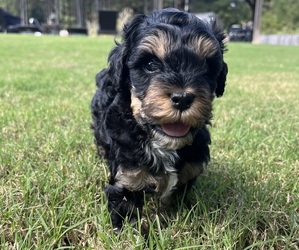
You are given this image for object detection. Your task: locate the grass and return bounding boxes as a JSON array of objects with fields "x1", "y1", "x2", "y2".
[{"x1": 0, "y1": 34, "x2": 298, "y2": 249}]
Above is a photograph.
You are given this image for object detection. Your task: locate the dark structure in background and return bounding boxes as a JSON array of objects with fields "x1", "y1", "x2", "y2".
[
  {"x1": 0, "y1": 8, "x2": 21, "y2": 31},
  {"x1": 0, "y1": 7, "x2": 43, "y2": 34},
  {"x1": 229, "y1": 24, "x2": 252, "y2": 42},
  {"x1": 99, "y1": 10, "x2": 117, "y2": 34}
]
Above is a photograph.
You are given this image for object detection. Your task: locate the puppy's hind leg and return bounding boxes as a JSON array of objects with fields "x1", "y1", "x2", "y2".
[{"x1": 104, "y1": 184, "x2": 144, "y2": 232}]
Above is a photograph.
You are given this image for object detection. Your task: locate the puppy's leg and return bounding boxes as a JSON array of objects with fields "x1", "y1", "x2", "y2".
[
  {"x1": 105, "y1": 184, "x2": 144, "y2": 232},
  {"x1": 160, "y1": 162, "x2": 203, "y2": 209}
]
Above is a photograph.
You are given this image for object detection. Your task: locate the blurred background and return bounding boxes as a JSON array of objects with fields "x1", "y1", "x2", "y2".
[{"x1": 0, "y1": 0, "x2": 298, "y2": 44}]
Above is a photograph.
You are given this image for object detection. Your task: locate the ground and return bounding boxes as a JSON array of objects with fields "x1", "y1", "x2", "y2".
[{"x1": 0, "y1": 34, "x2": 298, "y2": 249}]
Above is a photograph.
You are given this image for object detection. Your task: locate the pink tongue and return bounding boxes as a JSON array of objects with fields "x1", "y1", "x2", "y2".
[{"x1": 161, "y1": 123, "x2": 191, "y2": 137}]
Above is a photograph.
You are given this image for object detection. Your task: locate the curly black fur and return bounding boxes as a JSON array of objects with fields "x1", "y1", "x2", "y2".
[{"x1": 91, "y1": 8, "x2": 228, "y2": 231}]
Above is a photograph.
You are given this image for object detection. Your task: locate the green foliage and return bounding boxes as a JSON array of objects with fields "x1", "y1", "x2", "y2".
[
  {"x1": 59, "y1": 0, "x2": 76, "y2": 28},
  {"x1": 0, "y1": 0, "x2": 20, "y2": 16},
  {"x1": 0, "y1": 34, "x2": 299, "y2": 249},
  {"x1": 262, "y1": 0, "x2": 299, "y2": 34},
  {"x1": 190, "y1": 0, "x2": 251, "y2": 29},
  {"x1": 190, "y1": 0, "x2": 299, "y2": 34},
  {"x1": 30, "y1": 4, "x2": 45, "y2": 23}
]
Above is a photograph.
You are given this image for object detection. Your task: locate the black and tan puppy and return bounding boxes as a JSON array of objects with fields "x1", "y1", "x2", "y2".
[{"x1": 91, "y1": 8, "x2": 228, "y2": 231}]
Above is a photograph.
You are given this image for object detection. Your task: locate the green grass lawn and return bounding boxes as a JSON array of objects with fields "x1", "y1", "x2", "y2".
[{"x1": 0, "y1": 34, "x2": 298, "y2": 249}]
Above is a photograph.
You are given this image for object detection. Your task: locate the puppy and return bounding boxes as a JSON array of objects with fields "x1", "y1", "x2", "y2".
[{"x1": 91, "y1": 8, "x2": 228, "y2": 231}]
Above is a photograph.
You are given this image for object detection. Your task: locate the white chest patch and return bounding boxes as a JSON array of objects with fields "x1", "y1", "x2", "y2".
[
  {"x1": 144, "y1": 142, "x2": 179, "y2": 198},
  {"x1": 161, "y1": 172, "x2": 178, "y2": 198}
]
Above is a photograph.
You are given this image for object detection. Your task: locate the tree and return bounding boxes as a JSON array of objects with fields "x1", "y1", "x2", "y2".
[
  {"x1": 245, "y1": 0, "x2": 255, "y2": 21},
  {"x1": 262, "y1": 0, "x2": 299, "y2": 34},
  {"x1": 252, "y1": 0, "x2": 263, "y2": 43},
  {"x1": 190, "y1": 0, "x2": 251, "y2": 29},
  {"x1": 59, "y1": 0, "x2": 75, "y2": 28},
  {"x1": 75, "y1": 0, "x2": 83, "y2": 27},
  {"x1": 30, "y1": 0, "x2": 46, "y2": 23},
  {"x1": 0, "y1": 0, "x2": 20, "y2": 16},
  {"x1": 2, "y1": 0, "x2": 298, "y2": 34},
  {"x1": 153, "y1": 0, "x2": 163, "y2": 10},
  {"x1": 174, "y1": 0, "x2": 186, "y2": 10}
]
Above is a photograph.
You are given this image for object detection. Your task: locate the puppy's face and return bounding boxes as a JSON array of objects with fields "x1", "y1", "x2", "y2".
[
  {"x1": 126, "y1": 24, "x2": 224, "y2": 149},
  {"x1": 107, "y1": 10, "x2": 227, "y2": 150}
]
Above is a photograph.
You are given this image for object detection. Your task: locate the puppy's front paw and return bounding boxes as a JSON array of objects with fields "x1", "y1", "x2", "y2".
[{"x1": 105, "y1": 184, "x2": 144, "y2": 231}]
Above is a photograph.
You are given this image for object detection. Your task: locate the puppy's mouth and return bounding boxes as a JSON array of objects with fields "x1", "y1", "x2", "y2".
[
  {"x1": 148, "y1": 122, "x2": 196, "y2": 149},
  {"x1": 160, "y1": 122, "x2": 191, "y2": 137}
]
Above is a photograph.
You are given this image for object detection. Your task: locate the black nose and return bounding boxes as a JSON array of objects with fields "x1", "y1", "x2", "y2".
[{"x1": 171, "y1": 92, "x2": 194, "y2": 111}]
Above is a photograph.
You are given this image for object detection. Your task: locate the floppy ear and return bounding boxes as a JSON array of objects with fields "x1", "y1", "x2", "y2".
[
  {"x1": 107, "y1": 44, "x2": 128, "y2": 89},
  {"x1": 215, "y1": 61, "x2": 228, "y2": 97},
  {"x1": 107, "y1": 14, "x2": 147, "y2": 90},
  {"x1": 210, "y1": 18, "x2": 228, "y2": 98}
]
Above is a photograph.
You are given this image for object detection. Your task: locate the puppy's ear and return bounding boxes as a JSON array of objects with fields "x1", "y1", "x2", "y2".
[
  {"x1": 107, "y1": 14, "x2": 146, "y2": 90},
  {"x1": 107, "y1": 44, "x2": 127, "y2": 88},
  {"x1": 210, "y1": 18, "x2": 228, "y2": 98},
  {"x1": 215, "y1": 62, "x2": 228, "y2": 97}
]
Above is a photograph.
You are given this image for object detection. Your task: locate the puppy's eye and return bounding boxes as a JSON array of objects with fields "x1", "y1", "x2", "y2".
[{"x1": 144, "y1": 61, "x2": 159, "y2": 72}]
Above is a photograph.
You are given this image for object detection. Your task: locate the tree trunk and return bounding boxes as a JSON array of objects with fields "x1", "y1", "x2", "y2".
[
  {"x1": 94, "y1": 0, "x2": 99, "y2": 12},
  {"x1": 153, "y1": 0, "x2": 163, "y2": 10},
  {"x1": 245, "y1": 0, "x2": 256, "y2": 22},
  {"x1": 174, "y1": 0, "x2": 186, "y2": 11},
  {"x1": 252, "y1": 0, "x2": 263, "y2": 44},
  {"x1": 75, "y1": 0, "x2": 83, "y2": 27},
  {"x1": 20, "y1": 0, "x2": 28, "y2": 25},
  {"x1": 54, "y1": 0, "x2": 59, "y2": 25}
]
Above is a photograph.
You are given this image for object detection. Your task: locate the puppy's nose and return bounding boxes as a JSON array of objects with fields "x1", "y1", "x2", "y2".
[{"x1": 171, "y1": 92, "x2": 194, "y2": 111}]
